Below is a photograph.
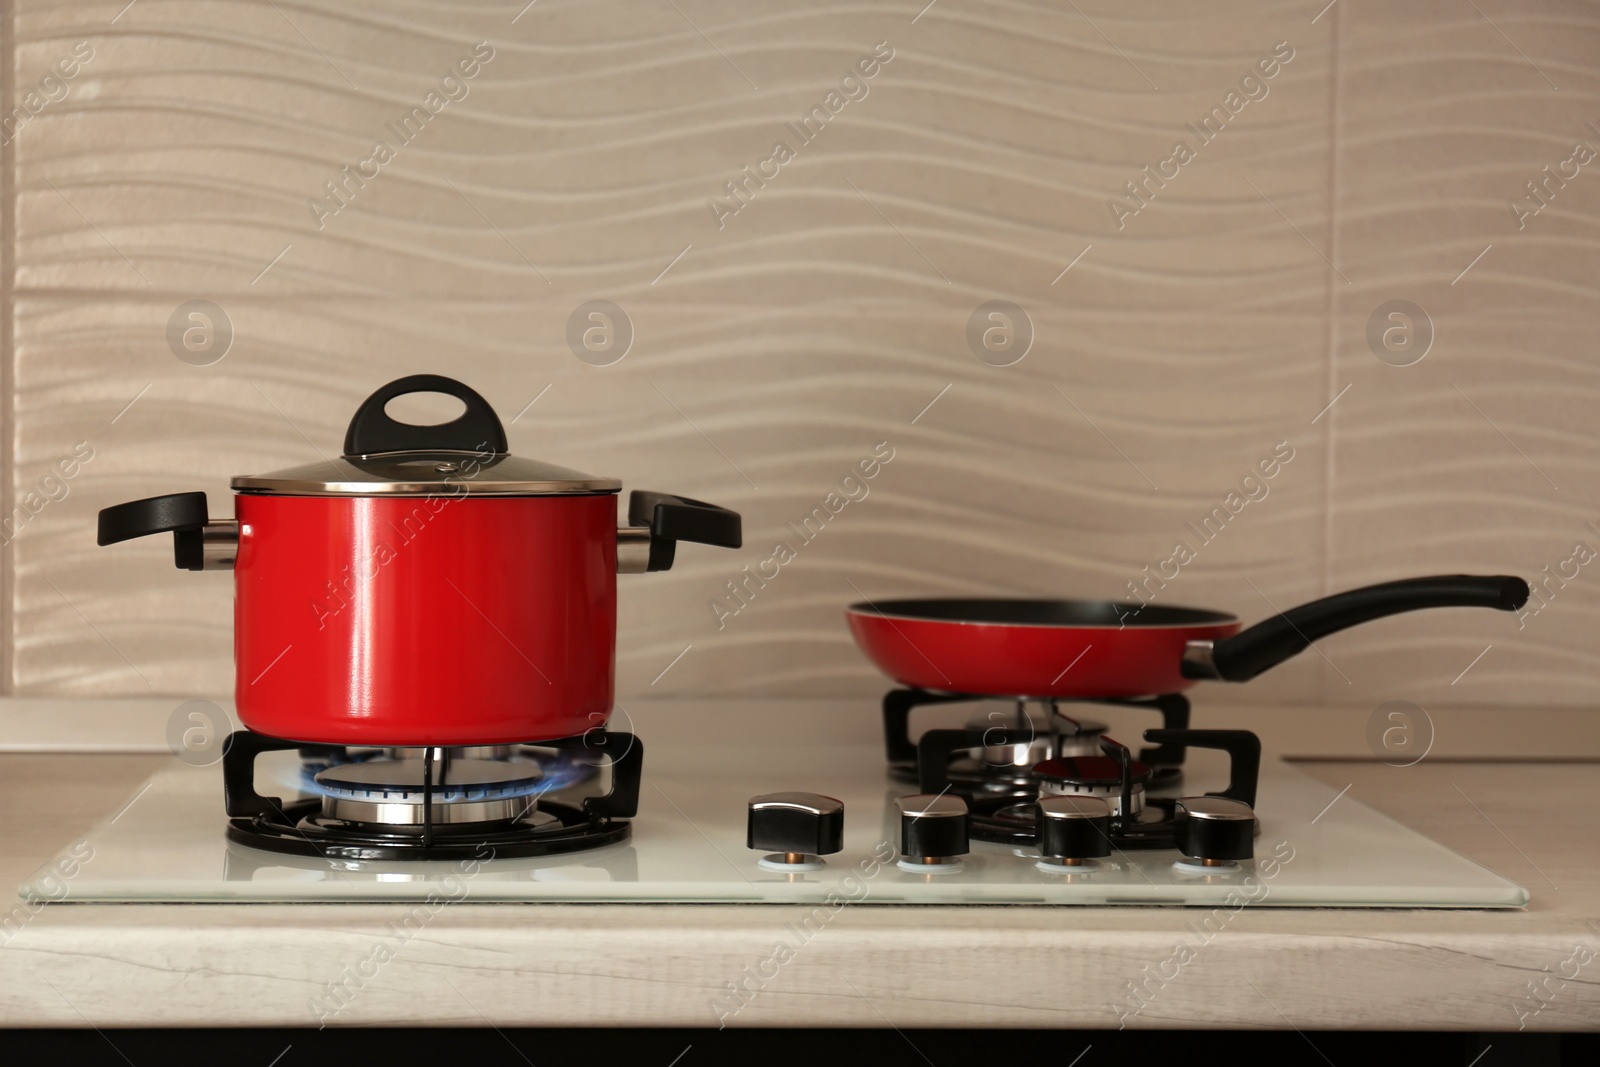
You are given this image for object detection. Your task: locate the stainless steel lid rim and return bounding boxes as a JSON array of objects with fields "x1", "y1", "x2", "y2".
[
  {"x1": 232, "y1": 451, "x2": 623, "y2": 496},
  {"x1": 231, "y1": 485, "x2": 623, "y2": 497}
]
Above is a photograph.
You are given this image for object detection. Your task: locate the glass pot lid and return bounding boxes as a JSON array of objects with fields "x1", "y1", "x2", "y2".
[{"x1": 231, "y1": 375, "x2": 621, "y2": 497}]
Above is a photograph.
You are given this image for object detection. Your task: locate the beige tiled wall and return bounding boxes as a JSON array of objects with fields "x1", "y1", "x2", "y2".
[
  {"x1": 3, "y1": 1, "x2": 1595, "y2": 715},
  {"x1": 1329, "y1": 0, "x2": 1600, "y2": 706}
]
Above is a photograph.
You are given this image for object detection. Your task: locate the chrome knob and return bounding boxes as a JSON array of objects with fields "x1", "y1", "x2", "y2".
[
  {"x1": 747, "y1": 792, "x2": 843, "y2": 870},
  {"x1": 896, "y1": 793, "x2": 969, "y2": 865},
  {"x1": 1035, "y1": 794, "x2": 1112, "y2": 867},
  {"x1": 1174, "y1": 796, "x2": 1255, "y2": 863}
]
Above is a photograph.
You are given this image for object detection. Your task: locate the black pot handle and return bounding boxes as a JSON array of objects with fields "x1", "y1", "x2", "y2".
[
  {"x1": 97, "y1": 491, "x2": 211, "y2": 571},
  {"x1": 343, "y1": 374, "x2": 508, "y2": 457},
  {"x1": 1183, "y1": 575, "x2": 1530, "y2": 683},
  {"x1": 628, "y1": 490, "x2": 742, "y2": 572}
]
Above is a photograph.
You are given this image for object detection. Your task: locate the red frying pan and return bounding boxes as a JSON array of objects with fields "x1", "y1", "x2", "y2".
[{"x1": 845, "y1": 575, "x2": 1529, "y2": 698}]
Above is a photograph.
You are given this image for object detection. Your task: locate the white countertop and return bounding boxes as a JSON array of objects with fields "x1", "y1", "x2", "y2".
[{"x1": 1, "y1": 700, "x2": 1597, "y2": 1031}]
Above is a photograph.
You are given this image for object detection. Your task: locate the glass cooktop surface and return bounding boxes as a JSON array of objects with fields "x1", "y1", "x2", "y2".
[{"x1": 20, "y1": 734, "x2": 1527, "y2": 908}]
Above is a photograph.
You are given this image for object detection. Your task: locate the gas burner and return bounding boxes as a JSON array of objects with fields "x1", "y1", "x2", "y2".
[
  {"x1": 929, "y1": 705, "x2": 1108, "y2": 796},
  {"x1": 221, "y1": 729, "x2": 641, "y2": 862},
  {"x1": 313, "y1": 755, "x2": 549, "y2": 828},
  {"x1": 1035, "y1": 753, "x2": 1153, "y2": 815},
  {"x1": 966, "y1": 730, "x2": 1262, "y2": 853},
  {"x1": 881, "y1": 688, "x2": 1191, "y2": 797}
]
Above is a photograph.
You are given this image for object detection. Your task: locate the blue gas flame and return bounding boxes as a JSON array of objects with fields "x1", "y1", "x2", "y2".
[{"x1": 272, "y1": 746, "x2": 599, "y2": 803}]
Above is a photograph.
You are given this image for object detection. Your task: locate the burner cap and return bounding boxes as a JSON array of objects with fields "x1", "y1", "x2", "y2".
[
  {"x1": 957, "y1": 710, "x2": 1111, "y2": 774},
  {"x1": 1031, "y1": 755, "x2": 1151, "y2": 790},
  {"x1": 314, "y1": 757, "x2": 543, "y2": 802},
  {"x1": 313, "y1": 757, "x2": 546, "y2": 828}
]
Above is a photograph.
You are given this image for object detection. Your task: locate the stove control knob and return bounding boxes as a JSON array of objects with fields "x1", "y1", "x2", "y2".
[
  {"x1": 747, "y1": 792, "x2": 844, "y2": 869},
  {"x1": 1035, "y1": 795, "x2": 1112, "y2": 866},
  {"x1": 896, "y1": 794, "x2": 969, "y2": 866},
  {"x1": 1174, "y1": 796, "x2": 1255, "y2": 864}
]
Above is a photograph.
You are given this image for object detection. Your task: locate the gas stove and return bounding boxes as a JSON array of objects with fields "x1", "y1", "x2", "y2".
[{"x1": 21, "y1": 700, "x2": 1526, "y2": 908}]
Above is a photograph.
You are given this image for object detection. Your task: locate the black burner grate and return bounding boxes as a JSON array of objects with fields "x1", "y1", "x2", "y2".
[
  {"x1": 221, "y1": 728, "x2": 641, "y2": 862},
  {"x1": 880, "y1": 688, "x2": 1261, "y2": 851}
]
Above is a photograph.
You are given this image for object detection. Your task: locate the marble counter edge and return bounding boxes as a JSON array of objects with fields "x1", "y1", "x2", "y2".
[{"x1": 0, "y1": 903, "x2": 1596, "y2": 1030}]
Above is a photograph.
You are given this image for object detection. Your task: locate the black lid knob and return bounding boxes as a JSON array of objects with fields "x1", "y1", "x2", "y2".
[
  {"x1": 896, "y1": 794, "x2": 969, "y2": 862},
  {"x1": 343, "y1": 375, "x2": 508, "y2": 457},
  {"x1": 747, "y1": 792, "x2": 844, "y2": 858},
  {"x1": 1174, "y1": 796, "x2": 1255, "y2": 862},
  {"x1": 1035, "y1": 795, "x2": 1113, "y2": 863}
]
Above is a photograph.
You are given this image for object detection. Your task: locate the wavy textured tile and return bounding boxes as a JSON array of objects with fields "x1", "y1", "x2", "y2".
[
  {"x1": 15, "y1": 1, "x2": 1331, "y2": 302},
  {"x1": 1327, "y1": 0, "x2": 1600, "y2": 706},
  {"x1": 12, "y1": 295, "x2": 1326, "y2": 702},
  {"x1": 9, "y1": 1, "x2": 1341, "y2": 709}
]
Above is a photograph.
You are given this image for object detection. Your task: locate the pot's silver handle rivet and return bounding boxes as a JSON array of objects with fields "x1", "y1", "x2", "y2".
[
  {"x1": 199, "y1": 520, "x2": 240, "y2": 570},
  {"x1": 434, "y1": 462, "x2": 461, "y2": 473},
  {"x1": 616, "y1": 526, "x2": 652, "y2": 573}
]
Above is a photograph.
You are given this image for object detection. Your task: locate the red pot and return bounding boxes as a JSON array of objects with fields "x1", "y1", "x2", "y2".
[{"x1": 97, "y1": 375, "x2": 741, "y2": 745}]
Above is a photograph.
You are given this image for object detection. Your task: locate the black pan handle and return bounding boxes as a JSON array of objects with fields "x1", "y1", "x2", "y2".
[
  {"x1": 97, "y1": 491, "x2": 210, "y2": 571},
  {"x1": 343, "y1": 374, "x2": 508, "y2": 457},
  {"x1": 1183, "y1": 575, "x2": 1530, "y2": 683},
  {"x1": 627, "y1": 490, "x2": 742, "y2": 572}
]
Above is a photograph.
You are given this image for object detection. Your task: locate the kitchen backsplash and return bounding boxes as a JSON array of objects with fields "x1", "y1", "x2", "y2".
[{"x1": 4, "y1": 0, "x2": 1597, "y2": 710}]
